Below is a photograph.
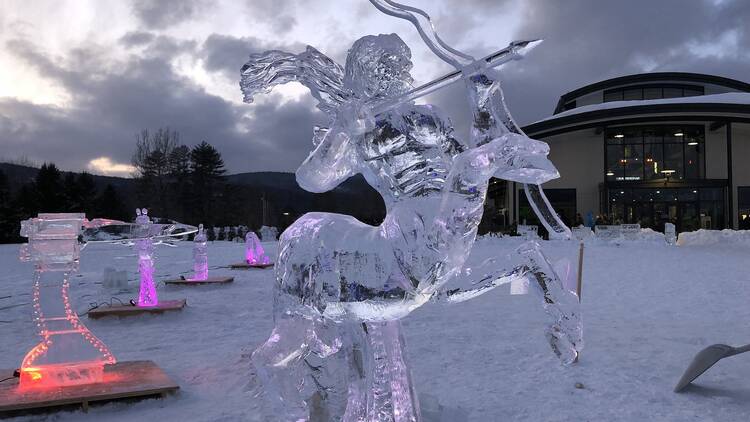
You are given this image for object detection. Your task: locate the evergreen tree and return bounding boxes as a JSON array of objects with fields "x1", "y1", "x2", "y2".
[
  {"x1": 76, "y1": 172, "x2": 98, "y2": 213},
  {"x1": 0, "y1": 170, "x2": 16, "y2": 243},
  {"x1": 217, "y1": 226, "x2": 225, "y2": 241},
  {"x1": 36, "y1": 163, "x2": 64, "y2": 211},
  {"x1": 62, "y1": 173, "x2": 80, "y2": 211},
  {"x1": 190, "y1": 141, "x2": 226, "y2": 225},
  {"x1": 207, "y1": 226, "x2": 216, "y2": 241},
  {"x1": 94, "y1": 184, "x2": 128, "y2": 221}
]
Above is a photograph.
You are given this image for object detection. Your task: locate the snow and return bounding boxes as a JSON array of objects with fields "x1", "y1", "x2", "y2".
[
  {"x1": 531, "y1": 92, "x2": 750, "y2": 124},
  {"x1": 1, "y1": 237, "x2": 749, "y2": 421},
  {"x1": 677, "y1": 229, "x2": 750, "y2": 246}
]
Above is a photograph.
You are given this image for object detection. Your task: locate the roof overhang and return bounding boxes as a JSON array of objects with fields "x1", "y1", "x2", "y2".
[{"x1": 523, "y1": 103, "x2": 750, "y2": 138}]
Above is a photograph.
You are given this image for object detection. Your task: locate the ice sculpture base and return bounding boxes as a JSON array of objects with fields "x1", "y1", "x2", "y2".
[
  {"x1": 87, "y1": 299, "x2": 186, "y2": 319},
  {"x1": 164, "y1": 276, "x2": 234, "y2": 285},
  {"x1": 0, "y1": 361, "x2": 178, "y2": 415},
  {"x1": 19, "y1": 362, "x2": 105, "y2": 390},
  {"x1": 230, "y1": 262, "x2": 274, "y2": 269}
]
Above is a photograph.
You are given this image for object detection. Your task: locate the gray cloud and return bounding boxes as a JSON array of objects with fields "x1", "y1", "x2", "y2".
[
  {"x1": 496, "y1": 0, "x2": 750, "y2": 124},
  {"x1": 131, "y1": 0, "x2": 206, "y2": 28},
  {"x1": 3, "y1": 0, "x2": 750, "y2": 176},
  {"x1": 0, "y1": 33, "x2": 322, "y2": 174}
]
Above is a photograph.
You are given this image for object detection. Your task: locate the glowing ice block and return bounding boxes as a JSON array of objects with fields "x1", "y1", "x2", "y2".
[
  {"x1": 18, "y1": 213, "x2": 115, "y2": 389},
  {"x1": 245, "y1": 232, "x2": 270, "y2": 265},
  {"x1": 192, "y1": 224, "x2": 209, "y2": 281}
]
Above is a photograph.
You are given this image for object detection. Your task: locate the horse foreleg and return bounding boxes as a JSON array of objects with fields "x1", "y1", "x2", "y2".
[{"x1": 252, "y1": 317, "x2": 316, "y2": 421}]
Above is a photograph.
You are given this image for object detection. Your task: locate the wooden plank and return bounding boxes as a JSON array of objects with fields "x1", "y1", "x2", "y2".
[
  {"x1": 87, "y1": 299, "x2": 186, "y2": 319},
  {"x1": 164, "y1": 276, "x2": 234, "y2": 285},
  {"x1": 0, "y1": 360, "x2": 178, "y2": 415},
  {"x1": 230, "y1": 262, "x2": 274, "y2": 269}
]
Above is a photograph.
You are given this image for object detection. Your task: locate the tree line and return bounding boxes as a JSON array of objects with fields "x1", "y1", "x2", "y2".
[{"x1": 0, "y1": 164, "x2": 129, "y2": 243}]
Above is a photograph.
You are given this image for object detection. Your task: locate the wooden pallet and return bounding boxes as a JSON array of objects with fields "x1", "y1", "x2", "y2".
[
  {"x1": 230, "y1": 262, "x2": 274, "y2": 269},
  {"x1": 164, "y1": 276, "x2": 234, "y2": 285},
  {"x1": 0, "y1": 360, "x2": 178, "y2": 416},
  {"x1": 87, "y1": 299, "x2": 186, "y2": 319}
]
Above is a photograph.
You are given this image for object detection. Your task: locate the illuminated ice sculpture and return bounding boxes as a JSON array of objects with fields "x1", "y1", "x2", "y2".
[
  {"x1": 192, "y1": 224, "x2": 209, "y2": 281},
  {"x1": 17, "y1": 212, "x2": 196, "y2": 390},
  {"x1": 241, "y1": 1, "x2": 582, "y2": 420},
  {"x1": 18, "y1": 213, "x2": 116, "y2": 389},
  {"x1": 245, "y1": 231, "x2": 271, "y2": 266}
]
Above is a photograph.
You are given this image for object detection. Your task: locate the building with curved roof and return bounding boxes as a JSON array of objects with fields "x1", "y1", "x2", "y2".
[{"x1": 496, "y1": 72, "x2": 750, "y2": 234}]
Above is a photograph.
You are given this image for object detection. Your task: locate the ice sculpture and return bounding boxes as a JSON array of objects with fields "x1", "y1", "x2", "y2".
[
  {"x1": 135, "y1": 208, "x2": 158, "y2": 306},
  {"x1": 259, "y1": 225, "x2": 279, "y2": 241},
  {"x1": 17, "y1": 212, "x2": 197, "y2": 389},
  {"x1": 192, "y1": 224, "x2": 209, "y2": 281},
  {"x1": 18, "y1": 213, "x2": 116, "y2": 389},
  {"x1": 241, "y1": 1, "x2": 582, "y2": 420},
  {"x1": 245, "y1": 231, "x2": 271, "y2": 266}
]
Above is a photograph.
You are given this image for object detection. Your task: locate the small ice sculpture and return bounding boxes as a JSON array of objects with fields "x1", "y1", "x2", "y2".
[
  {"x1": 18, "y1": 213, "x2": 116, "y2": 389},
  {"x1": 241, "y1": 1, "x2": 582, "y2": 420},
  {"x1": 192, "y1": 224, "x2": 209, "y2": 281},
  {"x1": 135, "y1": 208, "x2": 158, "y2": 307},
  {"x1": 665, "y1": 222, "x2": 676, "y2": 245},
  {"x1": 259, "y1": 225, "x2": 279, "y2": 241},
  {"x1": 245, "y1": 231, "x2": 271, "y2": 265}
]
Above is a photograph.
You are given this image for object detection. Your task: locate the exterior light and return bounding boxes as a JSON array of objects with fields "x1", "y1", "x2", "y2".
[
  {"x1": 656, "y1": 190, "x2": 660, "y2": 193},
  {"x1": 687, "y1": 141, "x2": 698, "y2": 145},
  {"x1": 283, "y1": 212, "x2": 290, "y2": 216},
  {"x1": 692, "y1": 190, "x2": 697, "y2": 193},
  {"x1": 674, "y1": 132, "x2": 683, "y2": 136},
  {"x1": 606, "y1": 170, "x2": 614, "y2": 176},
  {"x1": 661, "y1": 169, "x2": 676, "y2": 176},
  {"x1": 614, "y1": 134, "x2": 624, "y2": 138},
  {"x1": 620, "y1": 191, "x2": 624, "y2": 194}
]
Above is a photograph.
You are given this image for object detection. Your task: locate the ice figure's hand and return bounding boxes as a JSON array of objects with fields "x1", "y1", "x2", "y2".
[{"x1": 517, "y1": 241, "x2": 583, "y2": 366}]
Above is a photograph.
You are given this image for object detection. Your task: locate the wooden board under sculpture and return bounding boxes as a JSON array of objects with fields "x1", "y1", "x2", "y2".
[
  {"x1": 87, "y1": 299, "x2": 187, "y2": 319},
  {"x1": 164, "y1": 276, "x2": 234, "y2": 285},
  {"x1": 0, "y1": 360, "x2": 179, "y2": 415}
]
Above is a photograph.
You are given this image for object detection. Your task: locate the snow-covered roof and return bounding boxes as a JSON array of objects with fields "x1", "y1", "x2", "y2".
[{"x1": 531, "y1": 92, "x2": 750, "y2": 125}]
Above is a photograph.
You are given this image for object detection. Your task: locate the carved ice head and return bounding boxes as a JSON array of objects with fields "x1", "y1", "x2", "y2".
[{"x1": 344, "y1": 33, "x2": 413, "y2": 100}]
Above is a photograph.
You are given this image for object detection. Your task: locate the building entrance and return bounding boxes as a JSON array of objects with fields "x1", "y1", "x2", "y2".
[{"x1": 607, "y1": 186, "x2": 725, "y2": 232}]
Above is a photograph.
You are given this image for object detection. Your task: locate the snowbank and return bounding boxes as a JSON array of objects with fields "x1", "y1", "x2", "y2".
[{"x1": 677, "y1": 228, "x2": 750, "y2": 246}]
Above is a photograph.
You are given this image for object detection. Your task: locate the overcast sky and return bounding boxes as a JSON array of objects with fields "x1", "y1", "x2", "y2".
[{"x1": 1, "y1": 0, "x2": 749, "y2": 177}]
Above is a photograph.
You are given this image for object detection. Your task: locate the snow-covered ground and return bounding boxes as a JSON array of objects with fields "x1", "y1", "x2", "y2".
[{"x1": 1, "y1": 237, "x2": 749, "y2": 421}]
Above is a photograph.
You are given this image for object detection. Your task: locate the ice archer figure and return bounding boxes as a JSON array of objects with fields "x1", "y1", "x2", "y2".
[{"x1": 240, "y1": 3, "x2": 582, "y2": 420}]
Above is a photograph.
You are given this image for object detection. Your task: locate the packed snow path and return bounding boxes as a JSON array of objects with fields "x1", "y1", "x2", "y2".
[{"x1": 0, "y1": 238, "x2": 748, "y2": 421}]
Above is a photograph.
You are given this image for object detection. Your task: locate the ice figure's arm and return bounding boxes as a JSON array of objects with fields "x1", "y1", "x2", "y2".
[
  {"x1": 433, "y1": 265, "x2": 528, "y2": 303},
  {"x1": 295, "y1": 119, "x2": 360, "y2": 193},
  {"x1": 240, "y1": 46, "x2": 348, "y2": 118}
]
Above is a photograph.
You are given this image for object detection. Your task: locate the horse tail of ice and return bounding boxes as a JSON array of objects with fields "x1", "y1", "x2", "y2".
[{"x1": 240, "y1": 46, "x2": 349, "y2": 117}]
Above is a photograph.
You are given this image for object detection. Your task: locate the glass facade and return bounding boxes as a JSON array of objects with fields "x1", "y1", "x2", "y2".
[
  {"x1": 605, "y1": 125, "x2": 705, "y2": 182},
  {"x1": 603, "y1": 84, "x2": 704, "y2": 103},
  {"x1": 607, "y1": 187, "x2": 725, "y2": 232}
]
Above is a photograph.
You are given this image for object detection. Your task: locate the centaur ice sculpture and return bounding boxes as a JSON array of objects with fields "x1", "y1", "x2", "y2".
[{"x1": 240, "y1": 1, "x2": 583, "y2": 420}]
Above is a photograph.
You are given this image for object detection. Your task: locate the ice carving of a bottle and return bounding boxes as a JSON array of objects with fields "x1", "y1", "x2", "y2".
[
  {"x1": 245, "y1": 232, "x2": 270, "y2": 265},
  {"x1": 192, "y1": 224, "x2": 208, "y2": 281},
  {"x1": 135, "y1": 209, "x2": 158, "y2": 307},
  {"x1": 18, "y1": 213, "x2": 116, "y2": 389}
]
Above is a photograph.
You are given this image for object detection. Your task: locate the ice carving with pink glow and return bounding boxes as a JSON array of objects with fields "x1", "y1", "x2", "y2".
[
  {"x1": 192, "y1": 224, "x2": 209, "y2": 281},
  {"x1": 135, "y1": 208, "x2": 158, "y2": 306},
  {"x1": 245, "y1": 231, "x2": 271, "y2": 265},
  {"x1": 16, "y1": 212, "x2": 196, "y2": 390},
  {"x1": 241, "y1": 0, "x2": 582, "y2": 420}
]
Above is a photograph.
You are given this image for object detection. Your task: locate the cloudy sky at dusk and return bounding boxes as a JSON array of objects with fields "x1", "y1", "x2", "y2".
[{"x1": 1, "y1": 0, "x2": 749, "y2": 177}]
